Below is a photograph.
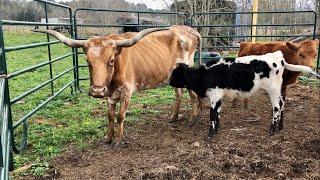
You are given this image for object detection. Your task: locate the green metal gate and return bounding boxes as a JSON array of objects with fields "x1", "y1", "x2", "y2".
[
  {"x1": 190, "y1": 11, "x2": 319, "y2": 69},
  {"x1": 0, "y1": 0, "x2": 319, "y2": 179},
  {"x1": 0, "y1": 1, "x2": 76, "y2": 179}
]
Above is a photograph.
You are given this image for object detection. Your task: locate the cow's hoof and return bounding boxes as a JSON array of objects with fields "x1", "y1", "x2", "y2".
[
  {"x1": 111, "y1": 140, "x2": 128, "y2": 149},
  {"x1": 101, "y1": 136, "x2": 113, "y2": 145},
  {"x1": 169, "y1": 118, "x2": 179, "y2": 124}
]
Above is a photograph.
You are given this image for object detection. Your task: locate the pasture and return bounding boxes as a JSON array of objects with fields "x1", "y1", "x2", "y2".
[{"x1": 6, "y1": 32, "x2": 320, "y2": 179}]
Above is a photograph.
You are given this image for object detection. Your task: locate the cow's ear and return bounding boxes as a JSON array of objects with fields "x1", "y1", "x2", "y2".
[
  {"x1": 312, "y1": 39, "x2": 319, "y2": 46},
  {"x1": 286, "y1": 42, "x2": 299, "y2": 51},
  {"x1": 82, "y1": 41, "x2": 89, "y2": 54}
]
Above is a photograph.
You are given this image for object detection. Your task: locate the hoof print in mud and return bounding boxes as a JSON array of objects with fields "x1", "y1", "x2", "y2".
[
  {"x1": 187, "y1": 118, "x2": 199, "y2": 128},
  {"x1": 249, "y1": 161, "x2": 265, "y2": 173}
]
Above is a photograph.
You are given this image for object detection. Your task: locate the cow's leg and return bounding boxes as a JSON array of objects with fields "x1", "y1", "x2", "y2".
[
  {"x1": 187, "y1": 90, "x2": 199, "y2": 127},
  {"x1": 113, "y1": 93, "x2": 131, "y2": 147},
  {"x1": 208, "y1": 100, "x2": 222, "y2": 139},
  {"x1": 171, "y1": 88, "x2": 183, "y2": 123},
  {"x1": 243, "y1": 98, "x2": 249, "y2": 109},
  {"x1": 281, "y1": 85, "x2": 287, "y2": 100},
  {"x1": 106, "y1": 100, "x2": 116, "y2": 144},
  {"x1": 268, "y1": 89, "x2": 284, "y2": 135},
  {"x1": 231, "y1": 97, "x2": 238, "y2": 108},
  {"x1": 197, "y1": 96, "x2": 204, "y2": 118}
]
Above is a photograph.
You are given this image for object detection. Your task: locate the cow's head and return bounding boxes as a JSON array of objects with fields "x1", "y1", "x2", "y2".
[
  {"x1": 286, "y1": 39, "x2": 319, "y2": 68},
  {"x1": 32, "y1": 28, "x2": 169, "y2": 98}
]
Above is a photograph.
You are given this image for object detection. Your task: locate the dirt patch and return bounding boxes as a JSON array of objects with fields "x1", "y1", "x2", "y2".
[{"x1": 28, "y1": 84, "x2": 320, "y2": 179}]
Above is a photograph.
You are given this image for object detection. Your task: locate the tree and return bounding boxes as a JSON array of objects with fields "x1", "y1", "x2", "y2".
[{"x1": 317, "y1": 0, "x2": 319, "y2": 27}]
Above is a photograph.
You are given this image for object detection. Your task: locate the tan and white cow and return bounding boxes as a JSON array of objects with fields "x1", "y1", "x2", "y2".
[{"x1": 33, "y1": 25, "x2": 202, "y2": 147}]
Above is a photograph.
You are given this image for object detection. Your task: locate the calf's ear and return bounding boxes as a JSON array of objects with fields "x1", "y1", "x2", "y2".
[{"x1": 286, "y1": 42, "x2": 299, "y2": 51}]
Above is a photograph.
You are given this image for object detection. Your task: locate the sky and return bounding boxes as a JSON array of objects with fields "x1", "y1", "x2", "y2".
[
  {"x1": 56, "y1": 0, "x2": 172, "y2": 10},
  {"x1": 125, "y1": 0, "x2": 171, "y2": 10}
]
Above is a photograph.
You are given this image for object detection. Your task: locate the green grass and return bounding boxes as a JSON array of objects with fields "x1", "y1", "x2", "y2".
[{"x1": 3, "y1": 31, "x2": 182, "y2": 177}]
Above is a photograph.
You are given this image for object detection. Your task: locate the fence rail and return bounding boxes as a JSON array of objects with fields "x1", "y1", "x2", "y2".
[
  {"x1": 0, "y1": 1, "x2": 76, "y2": 178},
  {"x1": 190, "y1": 11, "x2": 319, "y2": 68},
  {"x1": 0, "y1": 1, "x2": 319, "y2": 179}
]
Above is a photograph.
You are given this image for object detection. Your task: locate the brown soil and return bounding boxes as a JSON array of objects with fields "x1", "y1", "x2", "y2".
[{"x1": 34, "y1": 84, "x2": 320, "y2": 179}]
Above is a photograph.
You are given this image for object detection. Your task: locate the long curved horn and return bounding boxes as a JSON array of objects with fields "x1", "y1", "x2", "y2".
[
  {"x1": 115, "y1": 27, "x2": 171, "y2": 47},
  {"x1": 31, "y1": 29, "x2": 86, "y2": 48}
]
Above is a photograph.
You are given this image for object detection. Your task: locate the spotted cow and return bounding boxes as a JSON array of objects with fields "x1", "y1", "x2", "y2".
[{"x1": 235, "y1": 40, "x2": 319, "y2": 108}]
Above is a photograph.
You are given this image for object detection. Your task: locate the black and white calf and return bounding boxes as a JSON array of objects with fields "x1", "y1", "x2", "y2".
[{"x1": 169, "y1": 51, "x2": 319, "y2": 139}]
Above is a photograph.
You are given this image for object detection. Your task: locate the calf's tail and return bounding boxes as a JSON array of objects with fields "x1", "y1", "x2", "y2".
[{"x1": 284, "y1": 62, "x2": 320, "y2": 79}]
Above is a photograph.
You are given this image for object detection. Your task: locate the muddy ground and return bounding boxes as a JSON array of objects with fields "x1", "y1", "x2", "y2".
[{"x1": 35, "y1": 84, "x2": 319, "y2": 179}]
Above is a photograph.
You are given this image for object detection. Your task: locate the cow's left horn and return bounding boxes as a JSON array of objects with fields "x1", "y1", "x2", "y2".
[{"x1": 115, "y1": 27, "x2": 171, "y2": 47}]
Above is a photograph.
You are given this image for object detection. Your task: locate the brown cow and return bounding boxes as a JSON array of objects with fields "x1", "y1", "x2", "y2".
[
  {"x1": 234, "y1": 39, "x2": 319, "y2": 109},
  {"x1": 33, "y1": 26, "x2": 202, "y2": 147}
]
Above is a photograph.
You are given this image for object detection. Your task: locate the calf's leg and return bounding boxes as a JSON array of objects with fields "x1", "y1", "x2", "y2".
[
  {"x1": 208, "y1": 100, "x2": 222, "y2": 139},
  {"x1": 278, "y1": 85, "x2": 287, "y2": 130},
  {"x1": 268, "y1": 90, "x2": 284, "y2": 135},
  {"x1": 207, "y1": 89, "x2": 224, "y2": 139}
]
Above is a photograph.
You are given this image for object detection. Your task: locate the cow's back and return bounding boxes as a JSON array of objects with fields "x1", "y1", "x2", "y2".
[
  {"x1": 238, "y1": 42, "x2": 289, "y2": 58},
  {"x1": 237, "y1": 41, "x2": 301, "y2": 89},
  {"x1": 116, "y1": 26, "x2": 199, "y2": 90}
]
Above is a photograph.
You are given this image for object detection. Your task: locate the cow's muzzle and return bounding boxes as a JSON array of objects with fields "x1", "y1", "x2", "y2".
[{"x1": 89, "y1": 85, "x2": 108, "y2": 98}]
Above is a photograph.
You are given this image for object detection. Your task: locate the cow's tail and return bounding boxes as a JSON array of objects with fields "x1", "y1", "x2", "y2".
[{"x1": 284, "y1": 62, "x2": 320, "y2": 79}]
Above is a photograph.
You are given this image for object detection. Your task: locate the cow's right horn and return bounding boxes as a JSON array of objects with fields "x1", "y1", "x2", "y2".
[
  {"x1": 31, "y1": 29, "x2": 86, "y2": 48},
  {"x1": 115, "y1": 27, "x2": 171, "y2": 47}
]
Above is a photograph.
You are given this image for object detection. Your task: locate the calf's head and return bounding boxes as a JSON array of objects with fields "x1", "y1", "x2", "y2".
[
  {"x1": 286, "y1": 39, "x2": 319, "y2": 68},
  {"x1": 170, "y1": 63, "x2": 189, "y2": 88},
  {"x1": 32, "y1": 28, "x2": 169, "y2": 98}
]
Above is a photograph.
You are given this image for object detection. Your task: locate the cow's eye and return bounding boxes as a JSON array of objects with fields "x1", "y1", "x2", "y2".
[{"x1": 108, "y1": 59, "x2": 115, "y2": 66}]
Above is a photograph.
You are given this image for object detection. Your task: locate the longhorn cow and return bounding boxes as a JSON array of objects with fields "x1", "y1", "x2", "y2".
[{"x1": 33, "y1": 25, "x2": 202, "y2": 147}]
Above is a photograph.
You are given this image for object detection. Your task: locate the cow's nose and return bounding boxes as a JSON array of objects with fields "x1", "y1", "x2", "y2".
[{"x1": 89, "y1": 85, "x2": 108, "y2": 98}]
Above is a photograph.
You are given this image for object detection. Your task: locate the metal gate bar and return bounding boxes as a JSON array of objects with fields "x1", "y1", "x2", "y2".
[
  {"x1": 0, "y1": 2, "x2": 319, "y2": 179},
  {"x1": 0, "y1": 1, "x2": 76, "y2": 177},
  {"x1": 190, "y1": 11, "x2": 318, "y2": 68}
]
